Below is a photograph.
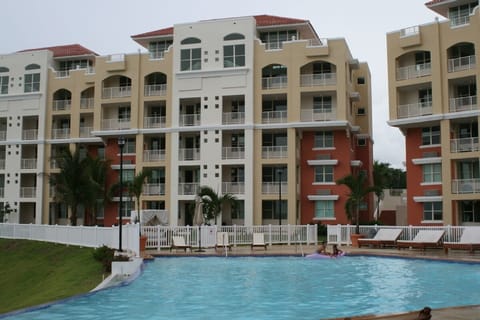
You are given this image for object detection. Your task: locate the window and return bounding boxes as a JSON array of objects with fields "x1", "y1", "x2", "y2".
[
  {"x1": 315, "y1": 200, "x2": 334, "y2": 218},
  {"x1": 121, "y1": 169, "x2": 135, "y2": 182},
  {"x1": 421, "y1": 126, "x2": 440, "y2": 145},
  {"x1": 24, "y1": 73, "x2": 40, "y2": 93},
  {"x1": 262, "y1": 132, "x2": 287, "y2": 147},
  {"x1": 461, "y1": 200, "x2": 480, "y2": 223},
  {"x1": 58, "y1": 59, "x2": 91, "y2": 71},
  {"x1": 118, "y1": 107, "x2": 131, "y2": 121},
  {"x1": 180, "y1": 37, "x2": 201, "y2": 45},
  {"x1": 423, "y1": 163, "x2": 442, "y2": 183},
  {"x1": 423, "y1": 202, "x2": 442, "y2": 221},
  {"x1": 224, "y1": 33, "x2": 245, "y2": 41},
  {"x1": 357, "y1": 138, "x2": 367, "y2": 146},
  {"x1": 357, "y1": 107, "x2": 366, "y2": 115},
  {"x1": 313, "y1": 96, "x2": 332, "y2": 113},
  {"x1": 262, "y1": 200, "x2": 287, "y2": 220},
  {"x1": 418, "y1": 88, "x2": 432, "y2": 107},
  {"x1": 313, "y1": 62, "x2": 331, "y2": 74},
  {"x1": 181, "y1": 48, "x2": 201, "y2": 71},
  {"x1": 148, "y1": 40, "x2": 172, "y2": 59},
  {"x1": 0, "y1": 76, "x2": 8, "y2": 94},
  {"x1": 314, "y1": 166, "x2": 334, "y2": 183},
  {"x1": 119, "y1": 200, "x2": 134, "y2": 218},
  {"x1": 357, "y1": 77, "x2": 365, "y2": 84},
  {"x1": 231, "y1": 200, "x2": 245, "y2": 219},
  {"x1": 224, "y1": 44, "x2": 245, "y2": 67},
  {"x1": 125, "y1": 138, "x2": 135, "y2": 154},
  {"x1": 314, "y1": 131, "x2": 333, "y2": 148},
  {"x1": 260, "y1": 30, "x2": 298, "y2": 49},
  {"x1": 415, "y1": 51, "x2": 431, "y2": 66}
]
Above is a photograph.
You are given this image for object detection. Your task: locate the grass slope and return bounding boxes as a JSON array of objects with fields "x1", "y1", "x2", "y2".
[{"x1": 0, "y1": 239, "x2": 104, "y2": 314}]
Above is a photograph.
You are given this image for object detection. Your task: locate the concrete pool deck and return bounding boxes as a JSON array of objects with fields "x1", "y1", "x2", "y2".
[{"x1": 145, "y1": 244, "x2": 480, "y2": 320}]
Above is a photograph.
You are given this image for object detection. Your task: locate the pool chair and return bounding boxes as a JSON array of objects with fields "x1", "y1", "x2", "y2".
[
  {"x1": 396, "y1": 230, "x2": 445, "y2": 251},
  {"x1": 251, "y1": 233, "x2": 267, "y2": 250},
  {"x1": 170, "y1": 236, "x2": 192, "y2": 252},
  {"x1": 444, "y1": 228, "x2": 480, "y2": 254},
  {"x1": 215, "y1": 232, "x2": 232, "y2": 251},
  {"x1": 357, "y1": 228, "x2": 403, "y2": 248}
]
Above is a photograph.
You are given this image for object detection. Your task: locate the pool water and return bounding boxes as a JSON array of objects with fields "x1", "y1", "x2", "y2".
[{"x1": 3, "y1": 256, "x2": 480, "y2": 319}]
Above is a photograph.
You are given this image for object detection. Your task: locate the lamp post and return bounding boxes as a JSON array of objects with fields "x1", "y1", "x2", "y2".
[
  {"x1": 118, "y1": 136, "x2": 125, "y2": 252},
  {"x1": 278, "y1": 169, "x2": 282, "y2": 226}
]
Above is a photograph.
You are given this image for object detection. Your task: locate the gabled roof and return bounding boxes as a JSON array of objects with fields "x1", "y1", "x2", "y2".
[{"x1": 18, "y1": 44, "x2": 98, "y2": 58}]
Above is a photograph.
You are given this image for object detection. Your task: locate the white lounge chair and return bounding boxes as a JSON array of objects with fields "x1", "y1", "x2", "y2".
[
  {"x1": 170, "y1": 236, "x2": 192, "y2": 252},
  {"x1": 215, "y1": 232, "x2": 232, "y2": 251},
  {"x1": 251, "y1": 233, "x2": 267, "y2": 250},
  {"x1": 444, "y1": 228, "x2": 480, "y2": 254},
  {"x1": 358, "y1": 229, "x2": 403, "y2": 248},
  {"x1": 396, "y1": 230, "x2": 445, "y2": 250}
]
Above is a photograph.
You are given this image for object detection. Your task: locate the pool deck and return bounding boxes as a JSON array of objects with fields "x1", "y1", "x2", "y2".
[{"x1": 144, "y1": 244, "x2": 480, "y2": 320}]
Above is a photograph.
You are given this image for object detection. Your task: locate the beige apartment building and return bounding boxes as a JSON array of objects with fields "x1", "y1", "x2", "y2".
[
  {"x1": 387, "y1": 0, "x2": 480, "y2": 226},
  {"x1": 1, "y1": 15, "x2": 373, "y2": 227}
]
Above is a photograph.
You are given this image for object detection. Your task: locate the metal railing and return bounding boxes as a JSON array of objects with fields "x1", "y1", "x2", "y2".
[
  {"x1": 51, "y1": 128, "x2": 70, "y2": 139},
  {"x1": 101, "y1": 118, "x2": 131, "y2": 130},
  {"x1": 20, "y1": 158, "x2": 37, "y2": 169},
  {"x1": 102, "y1": 86, "x2": 131, "y2": 99},
  {"x1": 52, "y1": 100, "x2": 72, "y2": 111},
  {"x1": 262, "y1": 76, "x2": 287, "y2": 89},
  {"x1": 300, "y1": 73, "x2": 336, "y2": 87},
  {"x1": 221, "y1": 182, "x2": 245, "y2": 194},
  {"x1": 222, "y1": 112, "x2": 245, "y2": 125},
  {"x1": 144, "y1": 116, "x2": 166, "y2": 128},
  {"x1": 144, "y1": 84, "x2": 167, "y2": 96},
  {"x1": 178, "y1": 182, "x2": 199, "y2": 195},
  {"x1": 222, "y1": 146, "x2": 245, "y2": 160},
  {"x1": 451, "y1": 179, "x2": 480, "y2": 194},
  {"x1": 262, "y1": 182, "x2": 288, "y2": 194},
  {"x1": 80, "y1": 97, "x2": 94, "y2": 109},
  {"x1": 400, "y1": 25, "x2": 419, "y2": 38},
  {"x1": 261, "y1": 110, "x2": 287, "y2": 123},
  {"x1": 449, "y1": 95, "x2": 477, "y2": 112},
  {"x1": 79, "y1": 126, "x2": 93, "y2": 138},
  {"x1": 450, "y1": 137, "x2": 479, "y2": 153},
  {"x1": 20, "y1": 187, "x2": 36, "y2": 198},
  {"x1": 397, "y1": 102, "x2": 432, "y2": 118},
  {"x1": 178, "y1": 148, "x2": 200, "y2": 161},
  {"x1": 143, "y1": 183, "x2": 165, "y2": 195},
  {"x1": 143, "y1": 149, "x2": 166, "y2": 162},
  {"x1": 300, "y1": 109, "x2": 336, "y2": 122},
  {"x1": 450, "y1": 15, "x2": 470, "y2": 27},
  {"x1": 22, "y1": 129, "x2": 38, "y2": 140},
  {"x1": 262, "y1": 146, "x2": 287, "y2": 159},
  {"x1": 0, "y1": 131, "x2": 5, "y2": 141},
  {"x1": 179, "y1": 114, "x2": 200, "y2": 126},
  {"x1": 396, "y1": 63, "x2": 431, "y2": 80},
  {"x1": 448, "y1": 55, "x2": 476, "y2": 72}
]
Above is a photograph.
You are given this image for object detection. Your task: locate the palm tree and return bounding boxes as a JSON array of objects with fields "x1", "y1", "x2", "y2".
[
  {"x1": 84, "y1": 156, "x2": 110, "y2": 225},
  {"x1": 372, "y1": 161, "x2": 392, "y2": 221},
  {"x1": 336, "y1": 170, "x2": 375, "y2": 234},
  {"x1": 198, "y1": 186, "x2": 237, "y2": 225}
]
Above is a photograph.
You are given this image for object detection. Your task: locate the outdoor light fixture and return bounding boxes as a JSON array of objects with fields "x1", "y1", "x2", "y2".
[
  {"x1": 278, "y1": 169, "x2": 282, "y2": 226},
  {"x1": 118, "y1": 136, "x2": 126, "y2": 251}
]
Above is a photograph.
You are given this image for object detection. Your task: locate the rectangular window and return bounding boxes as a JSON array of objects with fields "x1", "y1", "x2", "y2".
[
  {"x1": 314, "y1": 166, "x2": 334, "y2": 183},
  {"x1": 181, "y1": 48, "x2": 201, "y2": 71},
  {"x1": 231, "y1": 200, "x2": 245, "y2": 219},
  {"x1": 421, "y1": 126, "x2": 440, "y2": 145},
  {"x1": 24, "y1": 73, "x2": 40, "y2": 93},
  {"x1": 118, "y1": 107, "x2": 131, "y2": 121},
  {"x1": 423, "y1": 202, "x2": 442, "y2": 221},
  {"x1": 315, "y1": 200, "x2": 334, "y2": 219},
  {"x1": 224, "y1": 44, "x2": 245, "y2": 68},
  {"x1": 0, "y1": 76, "x2": 8, "y2": 94},
  {"x1": 313, "y1": 96, "x2": 332, "y2": 113},
  {"x1": 260, "y1": 30, "x2": 297, "y2": 49},
  {"x1": 261, "y1": 200, "x2": 287, "y2": 220},
  {"x1": 121, "y1": 169, "x2": 135, "y2": 182},
  {"x1": 418, "y1": 88, "x2": 432, "y2": 107},
  {"x1": 125, "y1": 138, "x2": 135, "y2": 154},
  {"x1": 148, "y1": 40, "x2": 173, "y2": 59},
  {"x1": 423, "y1": 163, "x2": 442, "y2": 183},
  {"x1": 119, "y1": 200, "x2": 134, "y2": 218},
  {"x1": 314, "y1": 131, "x2": 333, "y2": 148}
]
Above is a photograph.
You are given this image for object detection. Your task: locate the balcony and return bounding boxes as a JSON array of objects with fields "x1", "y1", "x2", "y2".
[
  {"x1": 450, "y1": 15, "x2": 470, "y2": 27},
  {"x1": 80, "y1": 97, "x2": 94, "y2": 109},
  {"x1": 449, "y1": 96, "x2": 477, "y2": 113},
  {"x1": 144, "y1": 116, "x2": 166, "y2": 129},
  {"x1": 262, "y1": 111, "x2": 287, "y2": 124},
  {"x1": 20, "y1": 187, "x2": 36, "y2": 198},
  {"x1": 143, "y1": 149, "x2": 166, "y2": 162},
  {"x1": 262, "y1": 182, "x2": 288, "y2": 194},
  {"x1": 262, "y1": 76, "x2": 287, "y2": 90},
  {"x1": 21, "y1": 158, "x2": 37, "y2": 169},
  {"x1": 178, "y1": 148, "x2": 200, "y2": 161},
  {"x1": 143, "y1": 183, "x2": 165, "y2": 195},
  {"x1": 55, "y1": 70, "x2": 70, "y2": 78},
  {"x1": 300, "y1": 109, "x2": 336, "y2": 122},
  {"x1": 222, "y1": 147, "x2": 245, "y2": 160},
  {"x1": 396, "y1": 63, "x2": 431, "y2": 81},
  {"x1": 79, "y1": 127, "x2": 93, "y2": 138},
  {"x1": 222, "y1": 182, "x2": 245, "y2": 194},
  {"x1": 0, "y1": 159, "x2": 5, "y2": 169},
  {"x1": 102, "y1": 86, "x2": 131, "y2": 99},
  {"x1": 179, "y1": 114, "x2": 200, "y2": 127},
  {"x1": 178, "y1": 182, "x2": 199, "y2": 195},
  {"x1": 0, "y1": 187, "x2": 4, "y2": 198},
  {"x1": 451, "y1": 179, "x2": 480, "y2": 194},
  {"x1": 144, "y1": 84, "x2": 167, "y2": 97},
  {"x1": 101, "y1": 118, "x2": 131, "y2": 130},
  {"x1": 262, "y1": 146, "x2": 287, "y2": 159},
  {"x1": 0, "y1": 131, "x2": 5, "y2": 141},
  {"x1": 397, "y1": 102, "x2": 432, "y2": 119},
  {"x1": 448, "y1": 55, "x2": 476, "y2": 73},
  {"x1": 22, "y1": 129, "x2": 38, "y2": 140},
  {"x1": 300, "y1": 73, "x2": 336, "y2": 87},
  {"x1": 52, "y1": 100, "x2": 72, "y2": 111},
  {"x1": 51, "y1": 128, "x2": 71, "y2": 139},
  {"x1": 450, "y1": 137, "x2": 479, "y2": 153},
  {"x1": 222, "y1": 112, "x2": 245, "y2": 125}
]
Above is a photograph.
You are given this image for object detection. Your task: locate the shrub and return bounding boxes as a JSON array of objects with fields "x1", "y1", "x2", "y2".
[{"x1": 92, "y1": 245, "x2": 115, "y2": 273}]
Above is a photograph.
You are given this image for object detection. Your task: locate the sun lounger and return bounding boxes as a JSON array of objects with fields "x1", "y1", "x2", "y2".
[
  {"x1": 251, "y1": 233, "x2": 267, "y2": 250},
  {"x1": 215, "y1": 232, "x2": 232, "y2": 251},
  {"x1": 358, "y1": 228, "x2": 403, "y2": 248},
  {"x1": 396, "y1": 230, "x2": 445, "y2": 250},
  {"x1": 444, "y1": 228, "x2": 480, "y2": 254},
  {"x1": 170, "y1": 236, "x2": 192, "y2": 252}
]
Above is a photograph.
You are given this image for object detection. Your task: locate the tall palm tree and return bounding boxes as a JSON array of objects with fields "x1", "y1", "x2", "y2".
[
  {"x1": 84, "y1": 156, "x2": 110, "y2": 225},
  {"x1": 198, "y1": 186, "x2": 237, "y2": 225},
  {"x1": 372, "y1": 161, "x2": 392, "y2": 221},
  {"x1": 336, "y1": 171, "x2": 375, "y2": 234}
]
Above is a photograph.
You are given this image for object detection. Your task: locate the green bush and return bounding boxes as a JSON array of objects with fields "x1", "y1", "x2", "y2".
[{"x1": 92, "y1": 245, "x2": 115, "y2": 272}]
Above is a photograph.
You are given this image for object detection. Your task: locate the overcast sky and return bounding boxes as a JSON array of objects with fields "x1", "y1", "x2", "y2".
[{"x1": 2, "y1": 0, "x2": 442, "y2": 169}]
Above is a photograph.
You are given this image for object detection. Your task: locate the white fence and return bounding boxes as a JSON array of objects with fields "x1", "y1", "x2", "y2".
[
  {"x1": 0, "y1": 223, "x2": 140, "y2": 255},
  {"x1": 327, "y1": 224, "x2": 476, "y2": 245},
  {"x1": 142, "y1": 224, "x2": 318, "y2": 250}
]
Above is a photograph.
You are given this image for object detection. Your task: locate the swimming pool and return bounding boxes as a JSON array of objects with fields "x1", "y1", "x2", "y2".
[{"x1": 3, "y1": 256, "x2": 480, "y2": 319}]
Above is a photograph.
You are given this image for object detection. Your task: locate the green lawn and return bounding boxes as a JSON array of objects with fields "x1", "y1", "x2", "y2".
[{"x1": 0, "y1": 239, "x2": 104, "y2": 314}]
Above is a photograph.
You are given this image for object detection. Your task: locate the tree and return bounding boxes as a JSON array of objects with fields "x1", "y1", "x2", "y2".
[
  {"x1": 372, "y1": 161, "x2": 392, "y2": 220},
  {"x1": 84, "y1": 156, "x2": 110, "y2": 225},
  {"x1": 336, "y1": 171, "x2": 375, "y2": 234},
  {"x1": 197, "y1": 186, "x2": 237, "y2": 225}
]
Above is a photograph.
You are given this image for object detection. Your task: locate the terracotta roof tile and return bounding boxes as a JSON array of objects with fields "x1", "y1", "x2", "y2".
[
  {"x1": 131, "y1": 27, "x2": 174, "y2": 39},
  {"x1": 425, "y1": 0, "x2": 447, "y2": 5},
  {"x1": 18, "y1": 44, "x2": 97, "y2": 57}
]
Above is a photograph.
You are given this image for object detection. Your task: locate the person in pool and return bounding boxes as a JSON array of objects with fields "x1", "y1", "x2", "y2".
[
  {"x1": 316, "y1": 243, "x2": 327, "y2": 255},
  {"x1": 416, "y1": 306, "x2": 432, "y2": 320},
  {"x1": 331, "y1": 244, "x2": 343, "y2": 257}
]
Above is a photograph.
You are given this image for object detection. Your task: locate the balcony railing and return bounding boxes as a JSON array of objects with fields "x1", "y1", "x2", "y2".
[
  {"x1": 79, "y1": 126, "x2": 93, "y2": 138},
  {"x1": 20, "y1": 187, "x2": 36, "y2": 198},
  {"x1": 397, "y1": 102, "x2": 432, "y2": 118},
  {"x1": 144, "y1": 84, "x2": 167, "y2": 96},
  {"x1": 262, "y1": 76, "x2": 287, "y2": 89},
  {"x1": 51, "y1": 128, "x2": 70, "y2": 139},
  {"x1": 262, "y1": 182, "x2": 288, "y2": 194},
  {"x1": 144, "y1": 116, "x2": 166, "y2": 128},
  {"x1": 450, "y1": 137, "x2": 479, "y2": 153},
  {"x1": 149, "y1": 51, "x2": 166, "y2": 60},
  {"x1": 262, "y1": 110, "x2": 287, "y2": 124},
  {"x1": 0, "y1": 159, "x2": 5, "y2": 169},
  {"x1": 451, "y1": 179, "x2": 480, "y2": 194},
  {"x1": 52, "y1": 100, "x2": 72, "y2": 111},
  {"x1": 300, "y1": 73, "x2": 336, "y2": 87},
  {"x1": 300, "y1": 109, "x2": 336, "y2": 122},
  {"x1": 143, "y1": 183, "x2": 165, "y2": 195},
  {"x1": 222, "y1": 112, "x2": 245, "y2": 125},
  {"x1": 222, "y1": 182, "x2": 245, "y2": 194},
  {"x1": 448, "y1": 55, "x2": 476, "y2": 72},
  {"x1": 22, "y1": 129, "x2": 38, "y2": 140},
  {"x1": 102, "y1": 86, "x2": 131, "y2": 99},
  {"x1": 0, "y1": 187, "x2": 4, "y2": 198},
  {"x1": 0, "y1": 131, "x2": 6, "y2": 141},
  {"x1": 450, "y1": 15, "x2": 470, "y2": 27},
  {"x1": 178, "y1": 182, "x2": 199, "y2": 195},
  {"x1": 80, "y1": 97, "x2": 94, "y2": 109},
  {"x1": 143, "y1": 149, "x2": 166, "y2": 162},
  {"x1": 21, "y1": 158, "x2": 37, "y2": 169},
  {"x1": 396, "y1": 63, "x2": 431, "y2": 81},
  {"x1": 101, "y1": 118, "x2": 131, "y2": 130},
  {"x1": 178, "y1": 148, "x2": 200, "y2": 161},
  {"x1": 222, "y1": 147, "x2": 245, "y2": 160},
  {"x1": 400, "y1": 25, "x2": 419, "y2": 37},
  {"x1": 449, "y1": 95, "x2": 477, "y2": 112},
  {"x1": 262, "y1": 146, "x2": 288, "y2": 159},
  {"x1": 179, "y1": 114, "x2": 200, "y2": 126}
]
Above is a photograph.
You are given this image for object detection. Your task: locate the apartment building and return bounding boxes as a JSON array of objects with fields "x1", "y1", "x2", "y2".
[
  {"x1": 1, "y1": 15, "x2": 373, "y2": 227},
  {"x1": 387, "y1": 1, "x2": 480, "y2": 226}
]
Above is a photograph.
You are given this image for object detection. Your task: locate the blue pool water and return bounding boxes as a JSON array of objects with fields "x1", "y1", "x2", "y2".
[{"x1": 3, "y1": 256, "x2": 480, "y2": 319}]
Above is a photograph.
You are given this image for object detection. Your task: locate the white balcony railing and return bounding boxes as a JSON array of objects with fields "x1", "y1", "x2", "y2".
[
  {"x1": 396, "y1": 63, "x2": 431, "y2": 81},
  {"x1": 22, "y1": 129, "x2": 38, "y2": 140},
  {"x1": 451, "y1": 179, "x2": 480, "y2": 194},
  {"x1": 149, "y1": 51, "x2": 166, "y2": 60},
  {"x1": 179, "y1": 114, "x2": 200, "y2": 126},
  {"x1": 0, "y1": 187, "x2": 4, "y2": 198},
  {"x1": 52, "y1": 100, "x2": 72, "y2": 111},
  {"x1": 51, "y1": 128, "x2": 70, "y2": 139},
  {"x1": 300, "y1": 109, "x2": 336, "y2": 122},
  {"x1": 448, "y1": 55, "x2": 476, "y2": 72},
  {"x1": 397, "y1": 102, "x2": 432, "y2": 119},
  {"x1": 262, "y1": 110, "x2": 287, "y2": 124},
  {"x1": 449, "y1": 95, "x2": 477, "y2": 113},
  {"x1": 143, "y1": 183, "x2": 165, "y2": 195},
  {"x1": 144, "y1": 84, "x2": 167, "y2": 96},
  {"x1": 178, "y1": 148, "x2": 200, "y2": 161},
  {"x1": 178, "y1": 183, "x2": 199, "y2": 195},
  {"x1": 222, "y1": 147, "x2": 245, "y2": 160},
  {"x1": 144, "y1": 116, "x2": 166, "y2": 128},
  {"x1": 262, "y1": 146, "x2": 288, "y2": 159},
  {"x1": 101, "y1": 118, "x2": 131, "y2": 130},
  {"x1": 262, "y1": 182, "x2": 288, "y2": 194},
  {"x1": 300, "y1": 73, "x2": 336, "y2": 87},
  {"x1": 450, "y1": 15, "x2": 470, "y2": 27},
  {"x1": 20, "y1": 187, "x2": 36, "y2": 198},
  {"x1": 450, "y1": 137, "x2": 479, "y2": 153},
  {"x1": 262, "y1": 76, "x2": 287, "y2": 89},
  {"x1": 102, "y1": 86, "x2": 131, "y2": 99},
  {"x1": 400, "y1": 25, "x2": 419, "y2": 38},
  {"x1": 80, "y1": 97, "x2": 94, "y2": 109},
  {"x1": 222, "y1": 112, "x2": 245, "y2": 125},
  {"x1": 0, "y1": 131, "x2": 6, "y2": 141},
  {"x1": 79, "y1": 126, "x2": 93, "y2": 138},
  {"x1": 143, "y1": 149, "x2": 166, "y2": 162},
  {"x1": 0, "y1": 159, "x2": 6, "y2": 169},
  {"x1": 21, "y1": 158, "x2": 37, "y2": 169},
  {"x1": 222, "y1": 182, "x2": 245, "y2": 194}
]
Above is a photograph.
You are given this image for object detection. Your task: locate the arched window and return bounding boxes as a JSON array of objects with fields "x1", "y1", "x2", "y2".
[
  {"x1": 25, "y1": 64, "x2": 41, "y2": 70},
  {"x1": 180, "y1": 37, "x2": 201, "y2": 45},
  {"x1": 224, "y1": 33, "x2": 245, "y2": 41},
  {"x1": 0, "y1": 67, "x2": 9, "y2": 73}
]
